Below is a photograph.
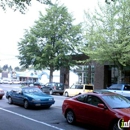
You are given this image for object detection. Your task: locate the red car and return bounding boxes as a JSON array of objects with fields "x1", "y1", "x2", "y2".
[
  {"x1": 62, "y1": 90, "x2": 130, "y2": 130},
  {"x1": 0, "y1": 88, "x2": 5, "y2": 99}
]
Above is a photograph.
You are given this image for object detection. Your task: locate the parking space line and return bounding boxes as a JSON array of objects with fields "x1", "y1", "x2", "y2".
[{"x1": 0, "y1": 107, "x2": 64, "y2": 130}]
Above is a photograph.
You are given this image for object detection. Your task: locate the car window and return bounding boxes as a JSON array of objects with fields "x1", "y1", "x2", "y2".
[
  {"x1": 124, "y1": 85, "x2": 130, "y2": 91},
  {"x1": 109, "y1": 84, "x2": 122, "y2": 90},
  {"x1": 86, "y1": 95, "x2": 103, "y2": 106},
  {"x1": 85, "y1": 85, "x2": 93, "y2": 90},
  {"x1": 23, "y1": 88, "x2": 42, "y2": 93},
  {"x1": 57, "y1": 83, "x2": 64, "y2": 88},
  {"x1": 71, "y1": 85, "x2": 76, "y2": 89},
  {"x1": 76, "y1": 85, "x2": 83, "y2": 89},
  {"x1": 76, "y1": 94, "x2": 87, "y2": 103},
  {"x1": 102, "y1": 94, "x2": 130, "y2": 109}
]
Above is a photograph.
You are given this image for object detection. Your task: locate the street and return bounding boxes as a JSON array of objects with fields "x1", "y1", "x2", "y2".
[{"x1": 0, "y1": 84, "x2": 95, "y2": 130}]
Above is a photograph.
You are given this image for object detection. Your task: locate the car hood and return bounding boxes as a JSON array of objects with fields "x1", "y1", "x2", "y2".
[
  {"x1": 114, "y1": 108, "x2": 130, "y2": 117},
  {"x1": 24, "y1": 93, "x2": 53, "y2": 99}
]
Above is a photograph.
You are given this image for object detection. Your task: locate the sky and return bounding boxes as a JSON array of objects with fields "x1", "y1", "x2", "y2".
[{"x1": 0, "y1": 0, "x2": 102, "y2": 69}]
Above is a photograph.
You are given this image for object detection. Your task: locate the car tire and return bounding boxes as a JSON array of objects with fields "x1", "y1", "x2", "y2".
[
  {"x1": 66, "y1": 110, "x2": 75, "y2": 124},
  {"x1": 49, "y1": 90, "x2": 53, "y2": 95},
  {"x1": 65, "y1": 92, "x2": 69, "y2": 97},
  {"x1": 24, "y1": 100, "x2": 29, "y2": 109},
  {"x1": 8, "y1": 97, "x2": 13, "y2": 104},
  {"x1": 60, "y1": 93, "x2": 63, "y2": 96}
]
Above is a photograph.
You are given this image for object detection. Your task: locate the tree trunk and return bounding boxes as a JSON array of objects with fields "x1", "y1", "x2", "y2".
[
  {"x1": 117, "y1": 68, "x2": 122, "y2": 84},
  {"x1": 49, "y1": 67, "x2": 54, "y2": 82}
]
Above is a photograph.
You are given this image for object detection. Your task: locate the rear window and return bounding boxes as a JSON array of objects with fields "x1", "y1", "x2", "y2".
[
  {"x1": 85, "y1": 85, "x2": 93, "y2": 90},
  {"x1": 124, "y1": 85, "x2": 130, "y2": 91}
]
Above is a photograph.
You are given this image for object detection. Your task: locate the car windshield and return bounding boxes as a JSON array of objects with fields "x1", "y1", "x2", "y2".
[
  {"x1": 102, "y1": 94, "x2": 130, "y2": 109},
  {"x1": 23, "y1": 88, "x2": 43, "y2": 94}
]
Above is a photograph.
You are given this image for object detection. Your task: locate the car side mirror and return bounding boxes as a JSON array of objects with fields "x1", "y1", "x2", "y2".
[{"x1": 98, "y1": 103, "x2": 107, "y2": 109}]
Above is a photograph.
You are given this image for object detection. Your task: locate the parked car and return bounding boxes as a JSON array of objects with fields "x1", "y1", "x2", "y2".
[
  {"x1": 6, "y1": 86, "x2": 55, "y2": 109},
  {"x1": 0, "y1": 88, "x2": 5, "y2": 99},
  {"x1": 33, "y1": 82, "x2": 45, "y2": 89},
  {"x1": 62, "y1": 90, "x2": 130, "y2": 130},
  {"x1": 64, "y1": 84, "x2": 94, "y2": 97},
  {"x1": 2, "y1": 79, "x2": 10, "y2": 84},
  {"x1": 0, "y1": 79, "x2": 3, "y2": 84},
  {"x1": 42, "y1": 82, "x2": 69, "y2": 95},
  {"x1": 107, "y1": 83, "x2": 130, "y2": 99}
]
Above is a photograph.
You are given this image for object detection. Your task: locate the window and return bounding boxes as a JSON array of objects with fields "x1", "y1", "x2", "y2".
[
  {"x1": 71, "y1": 85, "x2": 76, "y2": 89},
  {"x1": 76, "y1": 85, "x2": 83, "y2": 89},
  {"x1": 109, "y1": 84, "x2": 122, "y2": 90},
  {"x1": 124, "y1": 85, "x2": 130, "y2": 91},
  {"x1": 86, "y1": 95, "x2": 103, "y2": 106},
  {"x1": 76, "y1": 94, "x2": 87, "y2": 103},
  {"x1": 85, "y1": 85, "x2": 93, "y2": 90}
]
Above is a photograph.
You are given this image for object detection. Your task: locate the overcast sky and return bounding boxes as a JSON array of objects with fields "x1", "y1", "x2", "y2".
[{"x1": 0, "y1": 0, "x2": 101, "y2": 68}]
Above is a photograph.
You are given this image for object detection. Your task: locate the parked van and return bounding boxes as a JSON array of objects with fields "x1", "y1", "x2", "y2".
[{"x1": 64, "y1": 84, "x2": 94, "y2": 97}]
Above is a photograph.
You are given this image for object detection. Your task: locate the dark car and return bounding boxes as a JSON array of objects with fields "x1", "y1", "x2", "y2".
[
  {"x1": 6, "y1": 87, "x2": 55, "y2": 109},
  {"x1": 0, "y1": 88, "x2": 5, "y2": 99},
  {"x1": 42, "y1": 82, "x2": 69, "y2": 95},
  {"x1": 62, "y1": 90, "x2": 130, "y2": 130},
  {"x1": 33, "y1": 82, "x2": 45, "y2": 89}
]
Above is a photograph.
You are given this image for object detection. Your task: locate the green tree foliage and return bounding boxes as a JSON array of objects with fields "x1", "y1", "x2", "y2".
[
  {"x1": 82, "y1": 0, "x2": 130, "y2": 83},
  {"x1": 18, "y1": 2, "x2": 83, "y2": 82},
  {"x1": 0, "y1": 0, "x2": 52, "y2": 13}
]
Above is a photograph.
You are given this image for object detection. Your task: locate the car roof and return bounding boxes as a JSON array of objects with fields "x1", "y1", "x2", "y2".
[
  {"x1": 73, "y1": 84, "x2": 94, "y2": 86},
  {"x1": 72, "y1": 89, "x2": 117, "y2": 98}
]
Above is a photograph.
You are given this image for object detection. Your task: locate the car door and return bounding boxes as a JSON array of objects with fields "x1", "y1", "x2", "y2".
[
  {"x1": 85, "y1": 95, "x2": 110, "y2": 128},
  {"x1": 13, "y1": 90, "x2": 24, "y2": 105},
  {"x1": 67, "y1": 85, "x2": 76, "y2": 96},
  {"x1": 73, "y1": 94, "x2": 91, "y2": 123}
]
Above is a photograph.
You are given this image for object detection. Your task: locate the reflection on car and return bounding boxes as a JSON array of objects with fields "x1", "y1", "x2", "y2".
[
  {"x1": 6, "y1": 86, "x2": 55, "y2": 109},
  {"x1": 62, "y1": 90, "x2": 130, "y2": 130}
]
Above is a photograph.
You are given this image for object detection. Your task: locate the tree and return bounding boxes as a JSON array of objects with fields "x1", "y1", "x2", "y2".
[
  {"x1": 14, "y1": 66, "x2": 20, "y2": 71},
  {"x1": 8, "y1": 66, "x2": 13, "y2": 72},
  {"x1": 0, "y1": 0, "x2": 52, "y2": 13},
  {"x1": 82, "y1": 0, "x2": 130, "y2": 83},
  {"x1": 2, "y1": 64, "x2": 8, "y2": 71},
  {"x1": 0, "y1": 0, "x2": 116, "y2": 14},
  {"x1": 18, "y1": 2, "x2": 83, "y2": 82}
]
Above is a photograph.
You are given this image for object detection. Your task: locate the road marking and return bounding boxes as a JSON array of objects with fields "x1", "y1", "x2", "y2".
[{"x1": 0, "y1": 107, "x2": 64, "y2": 130}]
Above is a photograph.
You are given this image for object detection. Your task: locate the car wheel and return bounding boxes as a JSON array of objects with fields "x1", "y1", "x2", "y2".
[
  {"x1": 60, "y1": 93, "x2": 63, "y2": 96},
  {"x1": 66, "y1": 110, "x2": 75, "y2": 124},
  {"x1": 65, "y1": 92, "x2": 69, "y2": 97},
  {"x1": 8, "y1": 97, "x2": 13, "y2": 104},
  {"x1": 49, "y1": 90, "x2": 53, "y2": 95},
  {"x1": 24, "y1": 100, "x2": 29, "y2": 109},
  {"x1": 112, "y1": 122, "x2": 120, "y2": 130},
  {"x1": 0, "y1": 96, "x2": 2, "y2": 99}
]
